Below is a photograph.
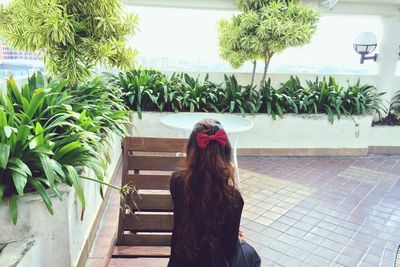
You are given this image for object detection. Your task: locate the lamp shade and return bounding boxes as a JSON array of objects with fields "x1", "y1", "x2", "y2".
[{"x1": 353, "y1": 31, "x2": 377, "y2": 55}]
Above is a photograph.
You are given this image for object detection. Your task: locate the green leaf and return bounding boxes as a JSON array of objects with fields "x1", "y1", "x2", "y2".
[
  {"x1": 30, "y1": 179, "x2": 53, "y2": 215},
  {"x1": 0, "y1": 108, "x2": 7, "y2": 126},
  {"x1": 230, "y1": 101, "x2": 235, "y2": 113},
  {"x1": 54, "y1": 141, "x2": 82, "y2": 161},
  {"x1": 0, "y1": 143, "x2": 10, "y2": 168},
  {"x1": 21, "y1": 89, "x2": 45, "y2": 124},
  {"x1": 0, "y1": 185, "x2": 6, "y2": 202},
  {"x1": 39, "y1": 155, "x2": 55, "y2": 189},
  {"x1": 10, "y1": 195, "x2": 18, "y2": 224},
  {"x1": 9, "y1": 158, "x2": 32, "y2": 176},
  {"x1": 36, "y1": 72, "x2": 45, "y2": 88},
  {"x1": 65, "y1": 166, "x2": 85, "y2": 216},
  {"x1": 4, "y1": 126, "x2": 13, "y2": 138},
  {"x1": 12, "y1": 171, "x2": 27, "y2": 196},
  {"x1": 34, "y1": 122, "x2": 44, "y2": 146}
]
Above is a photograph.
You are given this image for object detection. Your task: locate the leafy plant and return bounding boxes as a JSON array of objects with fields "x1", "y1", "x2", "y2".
[
  {"x1": 220, "y1": 75, "x2": 262, "y2": 114},
  {"x1": 0, "y1": 72, "x2": 131, "y2": 224},
  {"x1": 388, "y1": 90, "x2": 400, "y2": 115},
  {"x1": 115, "y1": 69, "x2": 166, "y2": 118},
  {"x1": 260, "y1": 78, "x2": 296, "y2": 119},
  {"x1": 373, "y1": 90, "x2": 400, "y2": 126},
  {"x1": 115, "y1": 69, "x2": 386, "y2": 122},
  {"x1": 0, "y1": 0, "x2": 139, "y2": 84}
]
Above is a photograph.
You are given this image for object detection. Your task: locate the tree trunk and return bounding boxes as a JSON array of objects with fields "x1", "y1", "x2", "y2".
[
  {"x1": 250, "y1": 60, "x2": 256, "y2": 88},
  {"x1": 259, "y1": 56, "x2": 271, "y2": 89}
]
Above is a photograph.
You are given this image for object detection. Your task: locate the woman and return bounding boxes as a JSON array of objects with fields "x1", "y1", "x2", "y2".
[{"x1": 168, "y1": 119, "x2": 260, "y2": 267}]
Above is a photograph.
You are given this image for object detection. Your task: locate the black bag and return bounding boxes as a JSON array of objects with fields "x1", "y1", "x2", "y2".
[{"x1": 228, "y1": 240, "x2": 261, "y2": 267}]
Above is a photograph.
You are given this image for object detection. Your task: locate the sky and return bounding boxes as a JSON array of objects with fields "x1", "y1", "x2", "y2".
[{"x1": 126, "y1": 5, "x2": 383, "y2": 74}]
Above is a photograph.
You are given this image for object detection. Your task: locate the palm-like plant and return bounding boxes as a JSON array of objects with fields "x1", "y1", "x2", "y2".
[
  {"x1": 390, "y1": 90, "x2": 400, "y2": 115},
  {"x1": 115, "y1": 69, "x2": 166, "y2": 118},
  {"x1": 0, "y1": 72, "x2": 132, "y2": 224}
]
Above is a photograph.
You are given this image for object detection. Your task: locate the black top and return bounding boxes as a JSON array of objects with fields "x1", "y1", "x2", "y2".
[{"x1": 168, "y1": 171, "x2": 244, "y2": 267}]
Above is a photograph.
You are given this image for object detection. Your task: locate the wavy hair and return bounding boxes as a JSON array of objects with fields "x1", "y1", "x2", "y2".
[{"x1": 174, "y1": 119, "x2": 238, "y2": 260}]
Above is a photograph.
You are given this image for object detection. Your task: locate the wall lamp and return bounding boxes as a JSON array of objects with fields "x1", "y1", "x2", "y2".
[{"x1": 353, "y1": 31, "x2": 378, "y2": 64}]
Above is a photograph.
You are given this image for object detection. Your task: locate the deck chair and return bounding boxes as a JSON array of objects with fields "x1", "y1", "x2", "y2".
[{"x1": 112, "y1": 137, "x2": 187, "y2": 266}]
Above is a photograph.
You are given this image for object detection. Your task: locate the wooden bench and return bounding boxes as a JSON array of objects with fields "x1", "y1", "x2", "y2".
[{"x1": 111, "y1": 137, "x2": 187, "y2": 266}]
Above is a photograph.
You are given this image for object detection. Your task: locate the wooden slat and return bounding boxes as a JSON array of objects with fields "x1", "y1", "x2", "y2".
[
  {"x1": 126, "y1": 174, "x2": 171, "y2": 190},
  {"x1": 128, "y1": 156, "x2": 185, "y2": 171},
  {"x1": 109, "y1": 258, "x2": 169, "y2": 267},
  {"x1": 125, "y1": 192, "x2": 173, "y2": 211},
  {"x1": 113, "y1": 246, "x2": 171, "y2": 257},
  {"x1": 120, "y1": 234, "x2": 171, "y2": 246},
  {"x1": 125, "y1": 214, "x2": 173, "y2": 232},
  {"x1": 126, "y1": 137, "x2": 187, "y2": 152}
]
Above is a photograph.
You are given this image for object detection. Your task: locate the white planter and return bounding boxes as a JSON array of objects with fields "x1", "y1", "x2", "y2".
[
  {"x1": 132, "y1": 112, "x2": 373, "y2": 156},
  {"x1": 368, "y1": 126, "x2": 400, "y2": 154},
  {"x1": 0, "y1": 133, "x2": 122, "y2": 267}
]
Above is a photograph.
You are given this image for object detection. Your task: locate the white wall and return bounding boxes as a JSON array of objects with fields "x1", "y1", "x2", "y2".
[
  {"x1": 132, "y1": 112, "x2": 373, "y2": 150},
  {"x1": 0, "y1": 133, "x2": 122, "y2": 267}
]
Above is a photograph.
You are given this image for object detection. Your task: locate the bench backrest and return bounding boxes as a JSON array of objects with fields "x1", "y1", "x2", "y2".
[{"x1": 117, "y1": 137, "x2": 187, "y2": 246}]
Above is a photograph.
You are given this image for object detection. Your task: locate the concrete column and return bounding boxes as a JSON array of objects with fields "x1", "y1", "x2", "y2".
[{"x1": 376, "y1": 15, "x2": 400, "y2": 111}]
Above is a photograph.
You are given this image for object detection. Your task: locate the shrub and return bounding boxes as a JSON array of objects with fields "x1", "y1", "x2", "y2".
[
  {"x1": 0, "y1": 72, "x2": 130, "y2": 224},
  {"x1": 373, "y1": 90, "x2": 400, "y2": 126},
  {"x1": 115, "y1": 69, "x2": 386, "y2": 123}
]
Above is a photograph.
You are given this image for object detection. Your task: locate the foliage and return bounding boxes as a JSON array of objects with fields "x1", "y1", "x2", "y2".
[
  {"x1": 0, "y1": 72, "x2": 130, "y2": 224},
  {"x1": 373, "y1": 90, "x2": 400, "y2": 126},
  {"x1": 115, "y1": 69, "x2": 167, "y2": 118},
  {"x1": 115, "y1": 69, "x2": 385, "y2": 123},
  {"x1": 0, "y1": 0, "x2": 139, "y2": 84},
  {"x1": 389, "y1": 90, "x2": 400, "y2": 115},
  {"x1": 218, "y1": 0, "x2": 320, "y2": 87},
  {"x1": 222, "y1": 75, "x2": 261, "y2": 114},
  {"x1": 260, "y1": 78, "x2": 298, "y2": 119}
]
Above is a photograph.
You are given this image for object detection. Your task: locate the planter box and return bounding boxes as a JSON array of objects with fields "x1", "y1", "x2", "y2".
[
  {"x1": 368, "y1": 126, "x2": 400, "y2": 154},
  {"x1": 132, "y1": 112, "x2": 373, "y2": 156},
  {"x1": 0, "y1": 133, "x2": 122, "y2": 267}
]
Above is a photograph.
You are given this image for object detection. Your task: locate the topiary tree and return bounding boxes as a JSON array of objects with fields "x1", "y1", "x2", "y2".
[
  {"x1": 0, "y1": 0, "x2": 139, "y2": 85},
  {"x1": 218, "y1": 0, "x2": 319, "y2": 88}
]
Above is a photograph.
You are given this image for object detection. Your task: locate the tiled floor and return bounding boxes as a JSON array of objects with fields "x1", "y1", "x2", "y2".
[
  {"x1": 239, "y1": 156, "x2": 400, "y2": 267},
  {"x1": 86, "y1": 155, "x2": 400, "y2": 267}
]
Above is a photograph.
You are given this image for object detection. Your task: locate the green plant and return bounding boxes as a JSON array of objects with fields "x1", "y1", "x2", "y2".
[
  {"x1": 0, "y1": 72, "x2": 131, "y2": 224},
  {"x1": 0, "y1": 0, "x2": 139, "y2": 84},
  {"x1": 260, "y1": 78, "x2": 297, "y2": 119},
  {"x1": 221, "y1": 75, "x2": 248, "y2": 113},
  {"x1": 115, "y1": 69, "x2": 166, "y2": 118},
  {"x1": 218, "y1": 0, "x2": 319, "y2": 88},
  {"x1": 169, "y1": 73, "x2": 224, "y2": 113},
  {"x1": 388, "y1": 90, "x2": 400, "y2": 115},
  {"x1": 343, "y1": 81, "x2": 386, "y2": 118},
  {"x1": 115, "y1": 69, "x2": 386, "y2": 122}
]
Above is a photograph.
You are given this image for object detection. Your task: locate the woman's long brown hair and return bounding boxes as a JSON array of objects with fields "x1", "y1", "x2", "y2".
[{"x1": 174, "y1": 119, "x2": 237, "y2": 260}]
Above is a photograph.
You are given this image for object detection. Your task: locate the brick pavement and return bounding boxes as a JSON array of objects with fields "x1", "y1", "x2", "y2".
[{"x1": 239, "y1": 156, "x2": 400, "y2": 267}]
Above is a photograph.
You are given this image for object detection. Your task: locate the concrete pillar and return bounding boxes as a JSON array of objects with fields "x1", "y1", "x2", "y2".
[{"x1": 376, "y1": 16, "x2": 400, "y2": 111}]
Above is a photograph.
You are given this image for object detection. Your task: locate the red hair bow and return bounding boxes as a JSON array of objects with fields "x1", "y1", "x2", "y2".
[{"x1": 196, "y1": 129, "x2": 228, "y2": 150}]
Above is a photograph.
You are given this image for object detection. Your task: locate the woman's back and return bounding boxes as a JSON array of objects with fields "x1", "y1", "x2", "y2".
[{"x1": 168, "y1": 171, "x2": 244, "y2": 267}]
